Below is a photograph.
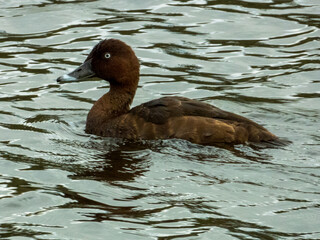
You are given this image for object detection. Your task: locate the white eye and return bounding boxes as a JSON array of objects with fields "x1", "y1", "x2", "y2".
[{"x1": 104, "y1": 53, "x2": 111, "y2": 59}]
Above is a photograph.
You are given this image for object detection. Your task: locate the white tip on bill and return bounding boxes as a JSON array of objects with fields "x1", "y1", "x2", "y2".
[{"x1": 57, "y1": 74, "x2": 77, "y2": 82}]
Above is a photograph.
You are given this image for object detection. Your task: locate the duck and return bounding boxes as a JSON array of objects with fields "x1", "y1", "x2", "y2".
[{"x1": 57, "y1": 39, "x2": 277, "y2": 145}]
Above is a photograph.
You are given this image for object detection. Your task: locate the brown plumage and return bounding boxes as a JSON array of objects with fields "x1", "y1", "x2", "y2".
[{"x1": 57, "y1": 39, "x2": 277, "y2": 145}]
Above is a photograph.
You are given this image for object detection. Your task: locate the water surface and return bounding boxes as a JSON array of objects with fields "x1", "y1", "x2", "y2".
[{"x1": 1, "y1": 0, "x2": 320, "y2": 239}]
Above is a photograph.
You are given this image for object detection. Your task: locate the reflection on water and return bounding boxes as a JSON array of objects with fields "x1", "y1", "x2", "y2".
[{"x1": 1, "y1": 0, "x2": 320, "y2": 239}]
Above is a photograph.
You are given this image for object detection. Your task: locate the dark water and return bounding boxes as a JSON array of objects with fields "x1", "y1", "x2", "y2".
[{"x1": 1, "y1": 0, "x2": 320, "y2": 239}]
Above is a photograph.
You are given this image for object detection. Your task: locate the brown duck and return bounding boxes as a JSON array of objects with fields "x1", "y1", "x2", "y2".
[{"x1": 57, "y1": 39, "x2": 277, "y2": 145}]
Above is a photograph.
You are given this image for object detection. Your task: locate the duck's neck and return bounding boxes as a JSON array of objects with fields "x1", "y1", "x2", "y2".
[{"x1": 86, "y1": 84, "x2": 136, "y2": 130}]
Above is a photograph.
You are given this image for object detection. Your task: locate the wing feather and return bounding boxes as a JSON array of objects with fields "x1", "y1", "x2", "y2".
[{"x1": 130, "y1": 96, "x2": 267, "y2": 131}]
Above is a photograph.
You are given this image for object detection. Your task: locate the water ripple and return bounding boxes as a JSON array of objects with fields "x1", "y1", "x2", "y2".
[{"x1": 1, "y1": 0, "x2": 320, "y2": 239}]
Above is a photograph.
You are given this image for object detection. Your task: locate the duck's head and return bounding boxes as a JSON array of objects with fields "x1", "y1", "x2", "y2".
[{"x1": 57, "y1": 39, "x2": 140, "y2": 89}]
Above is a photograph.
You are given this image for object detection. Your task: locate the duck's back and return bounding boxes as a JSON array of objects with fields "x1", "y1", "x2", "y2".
[{"x1": 99, "y1": 97, "x2": 277, "y2": 145}]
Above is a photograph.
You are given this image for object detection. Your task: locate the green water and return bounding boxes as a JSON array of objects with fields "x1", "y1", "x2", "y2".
[{"x1": 0, "y1": 0, "x2": 319, "y2": 239}]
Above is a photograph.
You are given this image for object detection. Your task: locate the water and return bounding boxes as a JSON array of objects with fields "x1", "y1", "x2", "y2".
[{"x1": 1, "y1": 0, "x2": 319, "y2": 239}]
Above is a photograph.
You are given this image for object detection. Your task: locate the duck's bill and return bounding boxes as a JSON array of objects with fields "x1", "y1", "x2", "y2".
[{"x1": 56, "y1": 59, "x2": 95, "y2": 82}]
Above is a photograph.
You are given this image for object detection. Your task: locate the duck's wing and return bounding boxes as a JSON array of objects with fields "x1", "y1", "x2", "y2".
[
  {"x1": 128, "y1": 96, "x2": 277, "y2": 143},
  {"x1": 130, "y1": 96, "x2": 264, "y2": 129}
]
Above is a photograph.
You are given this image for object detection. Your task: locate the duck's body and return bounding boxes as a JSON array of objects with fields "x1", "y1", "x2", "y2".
[{"x1": 57, "y1": 39, "x2": 277, "y2": 145}]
